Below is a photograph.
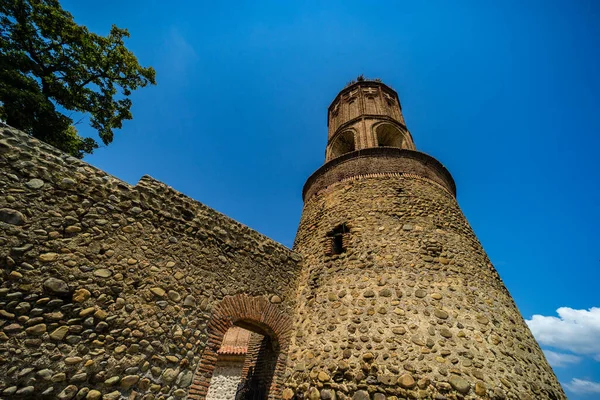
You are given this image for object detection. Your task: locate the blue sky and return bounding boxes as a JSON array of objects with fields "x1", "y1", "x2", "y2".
[{"x1": 62, "y1": 0, "x2": 599, "y2": 397}]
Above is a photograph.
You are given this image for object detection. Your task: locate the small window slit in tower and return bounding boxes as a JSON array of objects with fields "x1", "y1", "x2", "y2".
[
  {"x1": 332, "y1": 234, "x2": 344, "y2": 254},
  {"x1": 326, "y1": 223, "x2": 349, "y2": 255}
]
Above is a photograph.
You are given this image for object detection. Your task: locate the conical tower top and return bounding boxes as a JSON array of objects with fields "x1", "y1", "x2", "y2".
[{"x1": 326, "y1": 79, "x2": 415, "y2": 162}]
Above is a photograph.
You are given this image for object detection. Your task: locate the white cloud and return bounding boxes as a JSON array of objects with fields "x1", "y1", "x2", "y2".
[
  {"x1": 526, "y1": 307, "x2": 600, "y2": 358},
  {"x1": 564, "y1": 378, "x2": 600, "y2": 395},
  {"x1": 543, "y1": 349, "x2": 581, "y2": 367}
]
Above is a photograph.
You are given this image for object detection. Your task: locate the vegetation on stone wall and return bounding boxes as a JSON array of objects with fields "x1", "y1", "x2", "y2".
[{"x1": 0, "y1": 0, "x2": 156, "y2": 158}]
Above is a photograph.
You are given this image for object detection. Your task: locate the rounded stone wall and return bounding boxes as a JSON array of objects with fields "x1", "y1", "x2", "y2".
[{"x1": 284, "y1": 173, "x2": 565, "y2": 400}]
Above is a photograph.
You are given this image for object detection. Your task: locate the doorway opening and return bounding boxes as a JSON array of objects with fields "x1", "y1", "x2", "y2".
[
  {"x1": 188, "y1": 295, "x2": 293, "y2": 400},
  {"x1": 206, "y1": 325, "x2": 279, "y2": 400}
]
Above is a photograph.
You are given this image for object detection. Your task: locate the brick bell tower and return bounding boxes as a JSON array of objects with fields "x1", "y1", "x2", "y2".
[{"x1": 284, "y1": 80, "x2": 565, "y2": 399}]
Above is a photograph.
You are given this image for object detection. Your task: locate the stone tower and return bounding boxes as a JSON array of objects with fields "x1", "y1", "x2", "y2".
[{"x1": 285, "y1": 80, "x2": 565, "y2": 399}]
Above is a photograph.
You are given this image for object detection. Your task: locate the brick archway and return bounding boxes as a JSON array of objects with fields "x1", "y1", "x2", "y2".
[{"x1": 188, "y1": 294, "x2": 293, "y2": 400}]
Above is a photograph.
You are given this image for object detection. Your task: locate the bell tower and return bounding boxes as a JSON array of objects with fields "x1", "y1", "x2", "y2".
[
  {"x1": 285, "y1": 79, "x2": 565, "y2": 400},
  {"x1": 326, "y1": 80, "x2": 415, "y2": 162}
]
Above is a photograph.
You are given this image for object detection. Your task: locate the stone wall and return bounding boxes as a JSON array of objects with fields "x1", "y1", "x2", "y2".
[
  {"x1": 285, "y1": 174, "x2": 565, "y2": 400},
  {"x1": 205, "y1": 359, "x2": 244, "y2": 400},
  {"x1": 0, "y1": 126, "x2": 302, "y2": 399}
]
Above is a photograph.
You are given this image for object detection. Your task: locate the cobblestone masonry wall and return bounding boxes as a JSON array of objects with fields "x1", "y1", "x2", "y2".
[
  {"x1": 285, "y1": 174, "x2": 565, "y2": 400},
  {"x1": 0, "y1": 126, "x2": 302, "y2": 399},
  {"x1": 205, "y1": 360, "x2": 244, "y2": 400}
]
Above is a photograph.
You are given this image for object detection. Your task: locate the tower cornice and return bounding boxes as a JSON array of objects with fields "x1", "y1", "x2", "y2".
[{"x1": 302, "y1": 148, "x2": 456, "y2": 202}]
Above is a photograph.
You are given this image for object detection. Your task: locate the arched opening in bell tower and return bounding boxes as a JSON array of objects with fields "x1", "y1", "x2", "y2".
[
  {"x1": 329, "y1": 130, "x2": 355, "y2": 159},
  {"x1": 375, "y1": 123, "x2": 405, "y2": 148}
]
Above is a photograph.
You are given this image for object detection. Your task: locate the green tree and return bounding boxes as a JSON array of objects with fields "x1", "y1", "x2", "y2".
[{"x1": 0, "y1": 0, "x2": 156, "y2": 158}]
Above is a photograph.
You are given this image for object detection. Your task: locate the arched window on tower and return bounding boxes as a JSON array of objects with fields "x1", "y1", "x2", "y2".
[
  {"x1": 329, "y1": 130, "x2": 356, "y2": 159},
  {"x1": 375, "y1": 123, "x2": 405, "y2": 148}
]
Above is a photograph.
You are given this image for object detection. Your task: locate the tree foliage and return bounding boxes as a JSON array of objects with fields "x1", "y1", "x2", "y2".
[{"x1": 0, "y1": 0, "x2": 156, "y2": 158}]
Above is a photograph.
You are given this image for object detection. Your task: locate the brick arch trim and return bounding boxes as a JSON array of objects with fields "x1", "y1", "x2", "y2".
[{"x1": 187, "y1": 294, "x2": 293, "y2": 400}]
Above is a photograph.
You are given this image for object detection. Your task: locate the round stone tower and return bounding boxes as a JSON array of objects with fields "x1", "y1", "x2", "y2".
[{"x1": 285, "y1": 80, "x2": 565, "y2": 400}]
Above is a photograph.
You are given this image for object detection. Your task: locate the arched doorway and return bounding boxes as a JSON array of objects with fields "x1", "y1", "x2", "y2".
[
  {"x1": 205, "y1": 326, "x2": 279, "y2": 400},
  {"x1": 187, "y1": 295, "x2": 293, "y2": 400},
  {"x1": 204, "y1": 327, "x2": 252, "y2": 400}
]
